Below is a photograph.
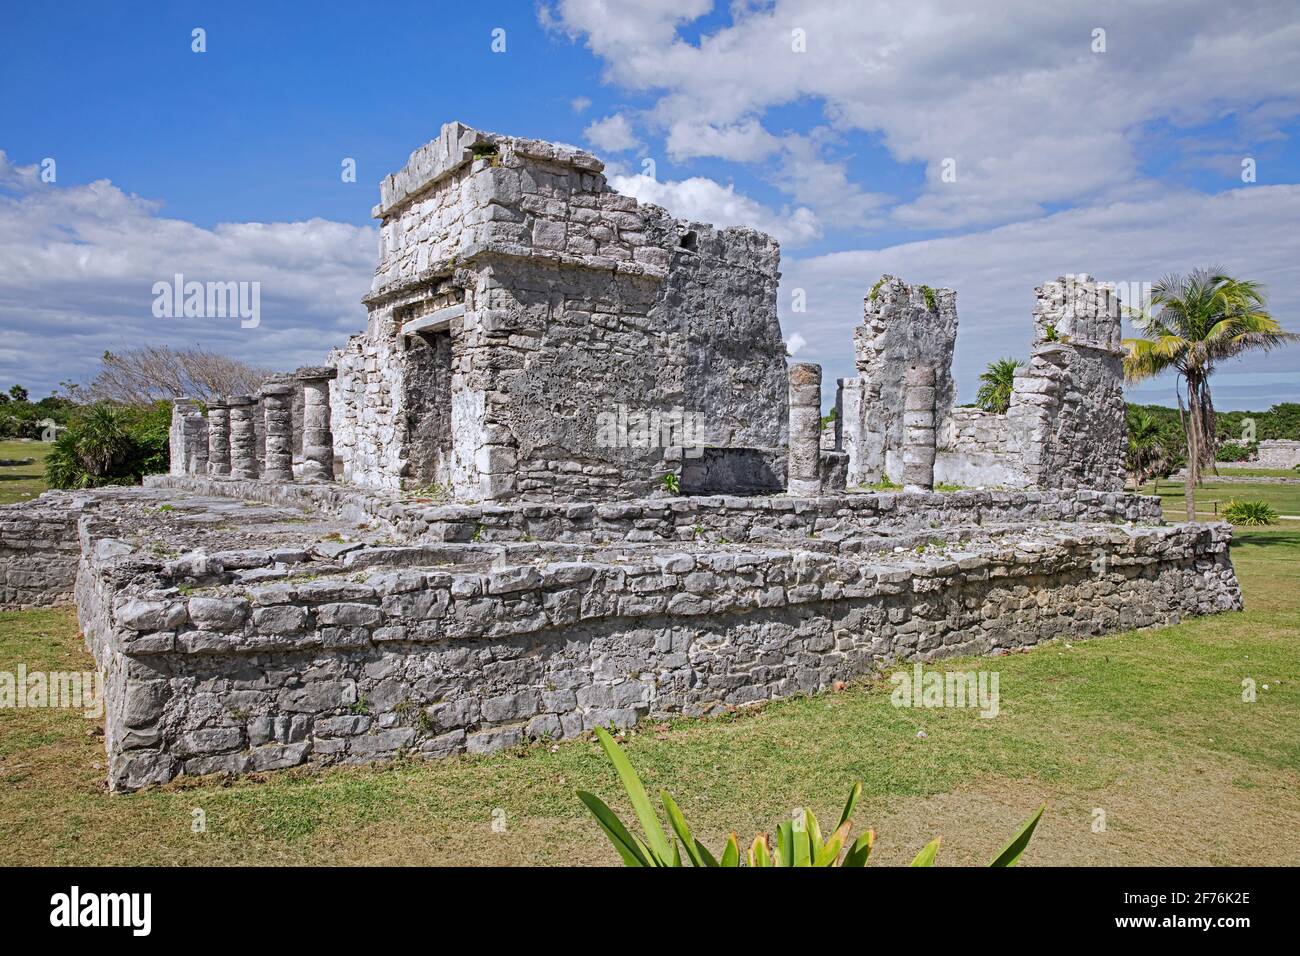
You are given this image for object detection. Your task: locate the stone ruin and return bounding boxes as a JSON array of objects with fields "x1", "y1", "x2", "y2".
[
  {"x1": 329, "y1": 122, "x2": 788, "y2": 500},
  {"x1": 1235, "y1": 439, "x2": 1300, "y2": 470},
  {"x1": 0, "y1": 123, "x2": 1242, "y2": 791},
  {"x1": 837, "y1": 274, "x2": 1126, "y2": 492}
]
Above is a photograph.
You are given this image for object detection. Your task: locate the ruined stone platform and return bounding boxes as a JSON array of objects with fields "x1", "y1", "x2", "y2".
[{"x1": 2, "y1": 477, "x2": 1241, "y2": 791}]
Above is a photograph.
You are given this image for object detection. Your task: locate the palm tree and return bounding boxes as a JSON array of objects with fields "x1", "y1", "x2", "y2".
[
  {"x1": 1123, "y1": 268, "x2": 1296, "y2": 521},
  {"x1": 976, "y1": 358, "x2": 1024, "y2": 414},
  {"x1": 1124, "y1": 407, "x2": 1169, "y2": 491}
]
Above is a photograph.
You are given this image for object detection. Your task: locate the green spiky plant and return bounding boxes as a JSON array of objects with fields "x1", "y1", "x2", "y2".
[
  {"x1": 660, "y1": 473, "x2": 681, "y2": 495},
  {"x1": 1222, "y1": 499, "x2": 1279, "y2": 526},
  {"x1": 577, "y1": 727, "x2": 1044, "y2": 867}
]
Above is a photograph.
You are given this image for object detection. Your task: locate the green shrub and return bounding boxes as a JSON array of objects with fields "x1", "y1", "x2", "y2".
[
  {"x1": 1222, "y1": 499, "x2": 1279, "y2": 526},
  {"x1": 0, "y1": 394, "x2": 73, "y2": 439},
  {"x1": 44, "y1": 401, "x2": 171, "y2": 490},
  {"x1": 920, "y1": 284, "x2": 937, "y2": 312},
  {"x1": 660, "y1": 473, "x2": 681, "y2": 495},
  {"x1": 577, "y1": 727, "x2": 1044, "y2": 867},
  {"x1": 1215, "y1": 441, "x2": 1257, "y2": 462}
]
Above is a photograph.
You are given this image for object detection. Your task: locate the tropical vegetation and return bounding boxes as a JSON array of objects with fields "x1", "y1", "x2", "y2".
[
  {"x1": 1123, "y1": 268, "x2": 1297, "y2": 520},
  {"x1": 577, "y1": 727, "x2": 1044, "y2": 867},
  {"x1": 1222, "y1": 499, "x2": 1280, "y2": 526},
  {"x1": 44, "y1": 401, "x2": 171, "y2": 489},
  {"x1": 975, "y1": 358, "x2": 1024, "y2": 414}
]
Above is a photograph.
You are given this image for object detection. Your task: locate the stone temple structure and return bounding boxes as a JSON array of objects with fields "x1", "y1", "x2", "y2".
[
  {"x1": 330, "y1": 122, "x2": 788, "y2": 500},
  {"x1": 0, "y1": 123, "x2": 1242, "y2": 792}
]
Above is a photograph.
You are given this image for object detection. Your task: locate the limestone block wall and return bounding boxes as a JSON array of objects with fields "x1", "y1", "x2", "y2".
[
  {"x1": 843, "y1": 277, "x2": 958, "y2": 486},
  {"x1": 935, "y1": 275, "x2": 1126, "y2": 491},
  {"x1": 335, "y1": 122, "x2": 788, "y2": 502},
  {"x1": 77, "y1": 515, "x2": 1241, "y2": 791},
  {"x1": 0, "y1": 496, "x2": 84, "y2": 607},
  {"x1": 1011, "y1": 276, "x2": 1126, "y2": 491},
  {"x1": 1251, "y1": 439, "x2": 1300, "y2": 469},
  {"x1": 144, "y1": 474, "x2": 1164, "y2": 547},
  {"x1": 936, "y1": 408, "x2": 1018, "y2": 487}
]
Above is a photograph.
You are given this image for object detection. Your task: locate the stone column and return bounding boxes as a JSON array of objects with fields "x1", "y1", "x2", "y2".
[
  {"x1": 227, "y1": 395, "x2": 259, "y2": 480},
  {"x1": 787, "y1": 362, "x2": 822, "y2": 496},
  {"x1": 206, "y1": 402, "x2": 232, "y2": 477},
  {"x1": 184, "y1": 405, "x2": 209, "y2": 476},
  {"x1": 259, "y1": 378, "x2": 295, "y2": 482},
  {"x1": 902, "y1": 365, "x2": 936, "y2": 491},
  {"x1": 169, "y1": 400, "x2": 194, "y2": 476},
  {"x1": 296, "y1": 365, "x2": 337, "y2": 481}
]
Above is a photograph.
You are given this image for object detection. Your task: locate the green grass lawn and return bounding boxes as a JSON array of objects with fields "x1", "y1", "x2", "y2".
[
  {"x1": 1211, "y1": 466, "x2": 1300, "y2": 479},
  {"x1": 1, "y1": 522, "x2": 1297, "y2": 865},
  {"x1": 0, "y1": 440, "x2": 52, "y2": 505},
  {"x1": 1144, "y1": 477, "x2": 1300, "y2": 520}
]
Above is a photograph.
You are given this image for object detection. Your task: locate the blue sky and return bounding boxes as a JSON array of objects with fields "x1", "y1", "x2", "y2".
[{"x1": 2, "y1": 0, "x2": 1298, "y2": 409}]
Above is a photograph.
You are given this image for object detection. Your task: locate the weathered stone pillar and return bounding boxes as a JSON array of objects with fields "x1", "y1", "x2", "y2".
[
  {"x1": 902, "y1": 365, "x2": 936, "y2": 491},
  {"x1": 227, "y1": 395, "x2": 259, "y2": 480},
  {"x1": 185, "y1": 403, "x2": 209, "y2": 476},
  {"x1": 206, "y1": 402, "x2": 232, "y2": 477},
  {"x1": 170, "y1": 399, "x2": 208, "y2": 476},
  {"x1": 296, "y1": 366, "x2": 337, "y2": 481},
  {"x1": 788, "y1": 362, "x2": 823, "y2": 496},
  {"x1": 259, "y1": 378, "x2": 295, "y2": 482}
]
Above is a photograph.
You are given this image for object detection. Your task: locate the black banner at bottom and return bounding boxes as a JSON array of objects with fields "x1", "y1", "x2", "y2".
[{"x1": 0, "y1": 865, "x2": 1286, "y2": 941}]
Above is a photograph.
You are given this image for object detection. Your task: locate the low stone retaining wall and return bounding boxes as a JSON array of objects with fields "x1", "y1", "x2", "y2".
[
  {"x1": 144, "y1": 474, "x2": 1161, "y2": 544},
  {"x1": 78, "y1": 515, "x2": 1240, "y2": 791},
  {"x1": 0, "y1": 495, "x2": 85, "y2": 608}
]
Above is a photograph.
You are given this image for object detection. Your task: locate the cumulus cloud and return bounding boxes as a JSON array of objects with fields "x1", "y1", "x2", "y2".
[
  {"x1": 584, "y1": 113, "x2": 642, "y2": 153},
  {"x1": 781, "y1": 184, "x2": 1300, "y2": 409},
  {"x1": 546, "y1": 0, "x2": 1300, "y2": 231},
  {"x1": 0, "y1": 153, "x2": 375, "y2": 397},
  {"x1": 609, "y1": 172, "x2": 822, "y2": 246}
]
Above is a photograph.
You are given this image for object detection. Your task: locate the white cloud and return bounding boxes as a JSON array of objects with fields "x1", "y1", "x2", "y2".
[
  {"x1": 584, "y1": 113, "x2": 642, "y2": 153},
  {"x1": 570, "y1": 95, "x2": 592, "y2": 113},
  {"x1": 0, "y1": 153, "x2": 375, "y2": 397},
  {"x1": 665, "y1": 118, "x2": 781, "y2": 162},
  {"x1": 785, "y1": 332, "x2": 807, "y2": 355},
  {"x1": 781, "y1": 184, "x2": 1300, "y2": 409},
  {"x1": 546, "y1": 0, "x2": 1300, "y2": 230},
  {"x1": 610, "y1": 172, "x2": 822, "y2": 246}
]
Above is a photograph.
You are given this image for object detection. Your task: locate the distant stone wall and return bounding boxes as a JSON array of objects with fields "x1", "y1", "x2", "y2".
[
  {"x1": 843, "y1": 277, "x2": 958, "y2": 486},
  {"x1": 78, "y1": 513, "x2": 1240, "y2": 791},
  {"x1": 1253, "y1": 439, "x2": 1300, "y2": 469},
  {"x1": 0, "y1": 496, "x2": 84, "y2": 608}
]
